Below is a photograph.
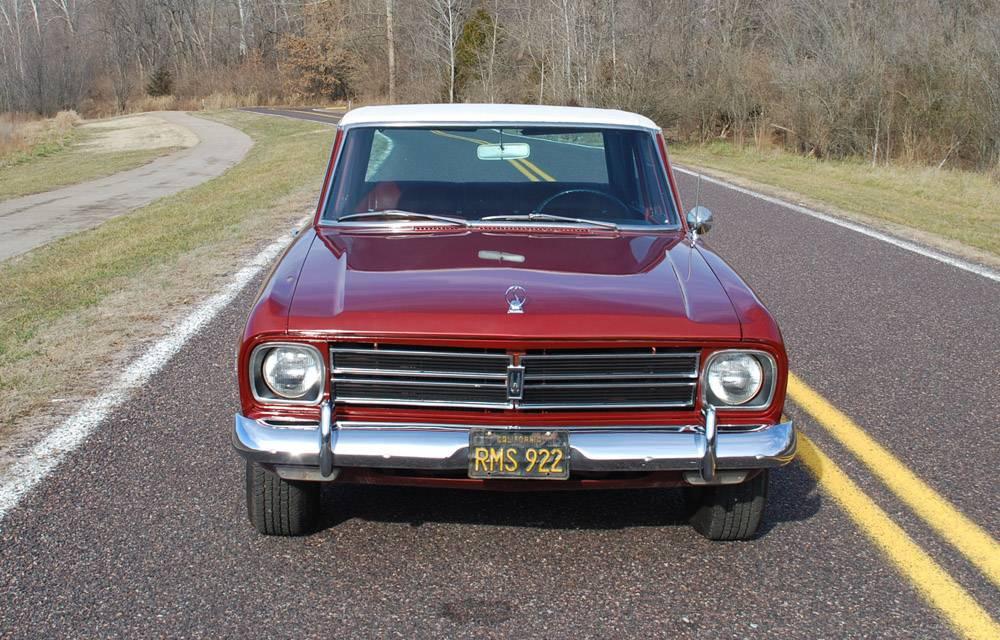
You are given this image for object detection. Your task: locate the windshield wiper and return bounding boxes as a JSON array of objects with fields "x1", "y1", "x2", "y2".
[
  {"x1": 337, "y1": 210, "x2": 469, "y2": 227},
  {"x1": 479, "y1": 213, "x2": 618, "y2": 230}
]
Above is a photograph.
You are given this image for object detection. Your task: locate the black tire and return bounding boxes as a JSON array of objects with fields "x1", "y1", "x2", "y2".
[
  {"x1": 689, "y1": 470, "x2": 768, "y2": 541},
  {"x1": 245, "y1": 461, "x2": 321, "y2": 536}
]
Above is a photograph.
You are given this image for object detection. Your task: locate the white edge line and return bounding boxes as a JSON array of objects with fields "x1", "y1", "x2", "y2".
[
  {"x1": 673, "y1": 166, "x2": 999, "y2": 283},
  {"x1": 0, "y1": 220, "x2": 308, "y2": 527}
]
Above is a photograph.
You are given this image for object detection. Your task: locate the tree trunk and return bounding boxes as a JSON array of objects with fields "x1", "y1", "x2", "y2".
[
  {"x1": 385, "y1": 0, "x2": 395, "y2": 103},
  {"x1": 447, "y1": 2, "x2": 455, "y2": 103}
]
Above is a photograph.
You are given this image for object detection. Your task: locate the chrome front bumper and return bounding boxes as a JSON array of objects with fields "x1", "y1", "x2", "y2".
[{"x1": 233, "y1": 406, "x2": 796, "y2": 484}]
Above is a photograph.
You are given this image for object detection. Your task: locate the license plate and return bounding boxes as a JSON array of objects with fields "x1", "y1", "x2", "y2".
[{"x1": 468, "y1": 429, "x2": 569, "y2": 479}]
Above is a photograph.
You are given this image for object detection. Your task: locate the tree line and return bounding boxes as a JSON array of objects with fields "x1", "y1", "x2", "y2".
[{"x1": 2, "y1": 0, "x2": 998, "y2": 170}]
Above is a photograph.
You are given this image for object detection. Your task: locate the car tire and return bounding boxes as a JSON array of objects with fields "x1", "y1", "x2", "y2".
[
  {"x1": 245, "y1": 461, "x2": 321, "y2": 536},
  {"x1": 689, "y1": 470, "x2": 768, "y2": 541}
]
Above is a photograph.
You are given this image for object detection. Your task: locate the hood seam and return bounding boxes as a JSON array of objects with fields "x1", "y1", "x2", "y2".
[{"x1": 694, "y1": 243, "x2": 745, "y2": 341}]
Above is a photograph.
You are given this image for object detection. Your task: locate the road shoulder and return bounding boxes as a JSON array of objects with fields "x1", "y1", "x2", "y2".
[
  {"x1": 0, "y1": 111, "x2": 333, "y2": 474},
  {"x1": 672, "y1": 161, "x2": 1000, "y2": 271}
]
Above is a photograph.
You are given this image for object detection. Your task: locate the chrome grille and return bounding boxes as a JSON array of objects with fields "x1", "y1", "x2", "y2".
[
  {"x1": 330, "y1": 344, "x2": 699, "y2": 410},
  {"x1": 331, "y1": 344, "x2": 511, "y2": 408},
  {"x1": 520, "y1": 349, "x2": 698, "y2": 409}
]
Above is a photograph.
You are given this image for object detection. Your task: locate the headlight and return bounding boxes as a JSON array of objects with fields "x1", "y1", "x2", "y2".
[
  {"x1": 704, "y1": 350, "x2": 776, "y2": 409},
  {"x1": 250, "y1": 343, "x2": 324, "y2": 403}
]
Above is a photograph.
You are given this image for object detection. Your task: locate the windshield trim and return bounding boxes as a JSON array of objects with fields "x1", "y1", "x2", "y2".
[
  {"x1": 320, "y1": 220, "x2": 682, "y2": 233},
  {"x1": 317, "y1": 124, "x2": 681, "y2": 229},
  {"x1": 337, "y1": 120, "x2": 660, "y2": 134}
]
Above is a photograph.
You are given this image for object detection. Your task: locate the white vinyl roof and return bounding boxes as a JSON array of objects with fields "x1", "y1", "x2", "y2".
[{"x1": 338, "y1": 103, "x2": 659, "y2": 131}]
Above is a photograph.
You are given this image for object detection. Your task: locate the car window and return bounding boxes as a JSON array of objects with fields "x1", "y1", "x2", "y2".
[{"x1": 326, "y1": 126, "x2": 677, "y2": 226}]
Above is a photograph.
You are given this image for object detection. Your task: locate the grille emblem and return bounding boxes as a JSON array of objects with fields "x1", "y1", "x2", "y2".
[
  {"x1": 505, "y1": 285, "x2": 527, "y2": 314},
  {"x1": 506, "y1": 364, "x2": 525, "y2": 401}
]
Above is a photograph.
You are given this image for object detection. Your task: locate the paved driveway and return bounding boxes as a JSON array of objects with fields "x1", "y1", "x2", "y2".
[{"x1": 0, "y1": 112, "x2": 252, "y2": 262}]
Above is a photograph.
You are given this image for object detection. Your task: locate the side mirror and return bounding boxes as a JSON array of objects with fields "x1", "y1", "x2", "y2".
[{"x1": 685, "y1": 206, "x2": 714, "y2": 235}]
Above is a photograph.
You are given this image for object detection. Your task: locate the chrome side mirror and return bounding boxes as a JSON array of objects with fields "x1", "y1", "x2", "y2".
[{"x1": 686, "y1": 206, "x2": 714, "y2": 235}]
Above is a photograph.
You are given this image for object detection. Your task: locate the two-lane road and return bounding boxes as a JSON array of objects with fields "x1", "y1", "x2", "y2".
[{"x1": 0, "y1": 107, "x2": 996, "y2": 639}]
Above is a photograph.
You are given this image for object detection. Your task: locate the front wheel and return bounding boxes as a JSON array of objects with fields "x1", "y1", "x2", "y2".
[
  {"x1": 245, "y1": 461, "x2": 321, "y2": 536},
  {"x1": 689, "y1": 470, "x2": 768, "y2": 541}
]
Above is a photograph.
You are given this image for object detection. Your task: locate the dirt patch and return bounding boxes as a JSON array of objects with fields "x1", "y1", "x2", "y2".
[{"x1": 80, "y1": 115, "x2": 198, "y2": 153}]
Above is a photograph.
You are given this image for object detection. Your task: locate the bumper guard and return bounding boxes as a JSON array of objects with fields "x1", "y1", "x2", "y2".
[{"x1": 233, "y1": 403, "x2": 796, "y2": 484}]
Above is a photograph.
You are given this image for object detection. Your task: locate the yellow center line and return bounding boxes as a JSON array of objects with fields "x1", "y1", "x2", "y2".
[
  {"x1": 430, "y1": 129, "x2": 554, "y2": 182},
  {"x1": 788, "y1": 372, "x2": 1000, "y2": 588},
  {"x1": 518, "y1": 158, "x2": 556, "y2": 182},
  {"x1": 508, "y1": 158, "x2": 540, "y2": 182},
  {"x1": 798, "y1": 434, "x2": 999, "y2": 639}
]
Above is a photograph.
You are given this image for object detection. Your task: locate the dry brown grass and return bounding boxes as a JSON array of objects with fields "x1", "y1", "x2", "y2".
[
  {"x1": 0, "y1": 110, "x2": 80, "y2": 162},
  {"x1": 671, "y1": 140, "x2": 1000, "y2": 261},
  {"x1": 0, "y1": 112, "x2": 184, "y2": 201},
  {"x1": 77, "y1": 90, "x2": 342, "y2": 120},
  {"x1": 0, "y1": 114, "x2": 34, "y2": 156},
  {"x1": 0, "y1": 111, "x2": 332, "y2": 456}
]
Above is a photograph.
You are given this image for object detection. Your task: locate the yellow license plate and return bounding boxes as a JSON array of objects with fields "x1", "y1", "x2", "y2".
[{"x1": 468, "y1": 429, "x2": 569, "y2": 479}]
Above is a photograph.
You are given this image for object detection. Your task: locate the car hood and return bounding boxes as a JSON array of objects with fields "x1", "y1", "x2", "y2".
[{"x1": 285, "y1": 229, "x2": 741, "y2": 341}]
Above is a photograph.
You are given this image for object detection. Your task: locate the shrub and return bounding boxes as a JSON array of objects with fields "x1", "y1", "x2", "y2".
[{"x1": 146, "y1": 67, "x2": 174, "y2": 97}]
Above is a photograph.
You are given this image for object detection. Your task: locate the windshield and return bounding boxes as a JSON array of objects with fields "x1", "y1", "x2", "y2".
[{"x1": 322, "y1": 126, "x2": 678, "y2": 227}]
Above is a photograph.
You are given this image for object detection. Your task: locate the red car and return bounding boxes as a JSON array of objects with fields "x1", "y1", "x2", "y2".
[{"x1": 233, "y1": 104, "x2": 796, "y2": 540}]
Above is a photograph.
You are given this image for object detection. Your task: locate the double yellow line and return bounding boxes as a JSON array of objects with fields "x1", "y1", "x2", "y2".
[
  {"x1": 791, "y1": 375, "x2": 999, "y2": 639},
  {"x1": 430, "y1": 130, "x2": 555, "y2": 182},
  {"x1": 431, "y1": 125, "x2": 998, "y2": 636}
]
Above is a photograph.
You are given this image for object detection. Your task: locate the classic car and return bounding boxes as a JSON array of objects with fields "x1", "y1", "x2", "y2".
[{"x1": 233, "y1": 104, "x2": 796, "y2": 540}]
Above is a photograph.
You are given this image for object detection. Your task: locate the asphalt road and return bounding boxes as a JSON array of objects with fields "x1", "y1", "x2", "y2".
[
  {"x1": 0, "y1": 107, "x2": 996, "y2": 639},
  {"x1": 0, "y1": 112, "x2": 251, "y2": 262}
]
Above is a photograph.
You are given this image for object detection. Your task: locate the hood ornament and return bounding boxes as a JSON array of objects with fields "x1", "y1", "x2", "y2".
[{"x1": 505, "y1": 285, "x2": 526, "y2": 314}]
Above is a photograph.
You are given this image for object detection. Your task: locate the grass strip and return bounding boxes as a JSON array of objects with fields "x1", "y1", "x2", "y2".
[
  {"x1": 0, "y1": 111, "x2": 332, "y2": 435},
  {"x1": 0, "y1": 127, "x2": 179, "y2": 202},
  {"x1": 669, "y1": 141, "x2": 999, "y2": 257}
]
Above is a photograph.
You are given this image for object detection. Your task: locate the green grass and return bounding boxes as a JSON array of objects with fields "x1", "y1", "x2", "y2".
[
  {"x1": 0, "y1": 128, "x2": 177, "y2": 201},
  {"x1": 669, "y1": 141, "x2": 1000, "y2": 257},
  {"x1": 1, "y1": 133, "x2": 75, "y2": 166},
  {"x1": 0, "y1": 111, "x2": 332, "y2": 430}
]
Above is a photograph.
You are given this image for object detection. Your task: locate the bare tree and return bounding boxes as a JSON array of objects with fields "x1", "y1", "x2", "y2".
[
  {"x1": 385, "y1": 0, "x2": 395, "y2": 103},
  {"x1": 422, "y1": 0, "x2": 467, "y2": 103},
  {"x1": 0, "y1": 0, "x2": 997, "y2": 173}
]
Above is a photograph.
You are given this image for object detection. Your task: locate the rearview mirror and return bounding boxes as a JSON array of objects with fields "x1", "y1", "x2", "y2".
[
  {"x1": 477, "y1": 143, "x2": 530, "y2": 161},
  {"x1": 685, "y1": 206, "x2": 714, "y2": 235}
]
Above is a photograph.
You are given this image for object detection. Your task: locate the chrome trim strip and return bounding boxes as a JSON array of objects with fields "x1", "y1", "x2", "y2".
[
  {"x1": 335, "y1": 421, "x2": 696, "y2": 433},
  {"x1": 334, "y1": 397, "x2": 513, "y2": 409},
  {"x1": 232, "y1": 414, "x2": 796, "y2": 474},
  {"x1": 523, "y1": 371, "x2": 699, "y2": 380},
  {"x1": 335, "y1": 120, "x2": 661, "y2": 133},
  {"x1": 521, "y1": 381, "x2": 696, "y2": 389},
  {"x1": 517, "y1": 400, "x2": 694, "y2": 409},
  {"x1": 520, "y1": 352, "x2": 698, "y2": 360},
  {"x1": 319, "y1": 401, "x2": 334, "y2": 477},
  {"x1": 335, "y1": 377, "x2": 506, "y2": 388},
  {"x1": 333, "y1": 367, "x2": 508, "y2": 380},
  {"x1": 333, "y1": 398, "x2": 695, "y2": 410},
  {"x1": 701, "y1": 405, "x2": 717, "y2": 482},
  {"x1": 330, "y1": 347, "x2": 510, "y2": 359}
]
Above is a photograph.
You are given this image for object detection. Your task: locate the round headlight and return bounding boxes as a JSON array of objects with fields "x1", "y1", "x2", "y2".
[
  {"x1": 261, "y1": 346, "x2": 322, "y2": 399},
  {"x1": 706, "y1": 352, "x2": 764, "y2": 406}
]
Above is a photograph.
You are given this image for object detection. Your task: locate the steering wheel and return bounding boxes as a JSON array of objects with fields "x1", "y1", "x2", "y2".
[{"x1": 533, "y1": 188, "x2": 633, "y2": 216}]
